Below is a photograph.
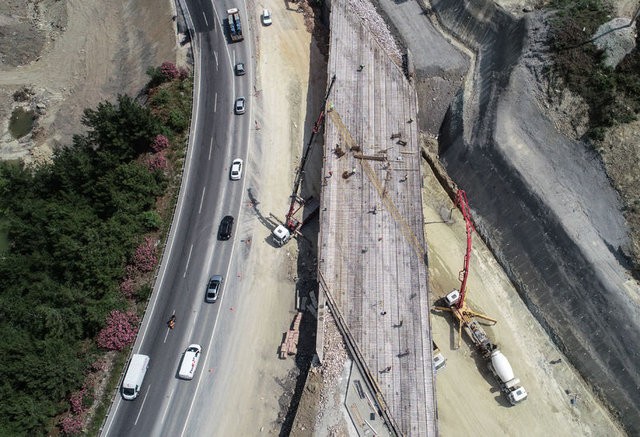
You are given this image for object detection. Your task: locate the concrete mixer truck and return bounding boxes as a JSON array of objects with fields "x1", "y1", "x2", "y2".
[
  {"x1": 489, "y1": 349, "x2": 528, "y2": 405},
  {"x1": 434, "y1": 190, "x2": 527, "y2": 405}
]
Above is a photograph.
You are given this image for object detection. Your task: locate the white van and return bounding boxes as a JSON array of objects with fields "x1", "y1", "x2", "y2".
[
  {"x1": 178, "y1": 344, "x2": 202, "y2": 380},
  {"x1": 122, "y1": 354, "x2": 150, "y2": 400}
]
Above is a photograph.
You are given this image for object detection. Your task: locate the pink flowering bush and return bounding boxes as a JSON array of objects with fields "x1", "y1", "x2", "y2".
[
  {"x1": 160, "y1": 61, "x2": 180, "y2": 80},
  {"x1": 69, "y1": 388, "x2": 86, "y2": 414},
  {"x1": 60, "y1": 413, "x2": 84, "y2": 435},
  {"x1": 91, "y1": 356, "x2": 109, "y2": 372},
  {"x1": 178, "y1": 67, "x2": 190, "y2": 80},
  {"x1": 151, "y1": 134, "x2": 170, "y2": 152},
  {"x1": 133, "y1": 236, "x2": 157, "y2": 273},
  {"x1": 96, "y1": 310, "x2": 139, "y2": 351},
  {"x1": 145, "y1": 151, "x2": 168, "y2": 173},
  {"x1": 84, "y1": 371, "x2": 100, "y2": 389},
  {"x1": 91, "y1": 356, "x2": 109, "y2": 373},
  {"x1": 119, "y1": 277, "x2": 136, "y2": 299}
]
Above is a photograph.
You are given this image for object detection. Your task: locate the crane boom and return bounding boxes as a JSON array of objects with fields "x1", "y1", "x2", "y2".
[
  {"x1": 285, "y1": 75, "x2": 336, "y2": 228},
  {"x1": 455, "y1": 189, "x2": 474, "y2": 310}
]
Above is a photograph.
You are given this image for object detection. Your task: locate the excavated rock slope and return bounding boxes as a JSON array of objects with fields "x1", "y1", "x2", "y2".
[{"x1": 432, "y1": 0, "x2": 640, "y2": 434}]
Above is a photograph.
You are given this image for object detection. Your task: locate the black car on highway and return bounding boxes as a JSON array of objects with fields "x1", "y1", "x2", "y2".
[{"x1": 218, "y1": 215, "x2": 234, "y2": 240}]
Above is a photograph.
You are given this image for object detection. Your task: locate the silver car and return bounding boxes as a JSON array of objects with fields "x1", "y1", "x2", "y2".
[
  {"x1": 234, "y1": 97, "x2": 246, "y2": 115},
  {"x1": 205, "y1": 275, "x2": 223, "y2": 303}
]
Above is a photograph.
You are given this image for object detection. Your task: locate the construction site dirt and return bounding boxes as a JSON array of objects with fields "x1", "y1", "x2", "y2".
[{"x1": 291, "y1": 0, "x2": 635, "y2": 435}]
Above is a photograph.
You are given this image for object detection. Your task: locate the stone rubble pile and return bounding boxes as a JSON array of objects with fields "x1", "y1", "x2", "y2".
[
  {"x1": 315, "y1": 312, "x2": 348, "y2": 422},
  {"x1": 349, "y1": 0, "x2": 402, "y2": 64}
]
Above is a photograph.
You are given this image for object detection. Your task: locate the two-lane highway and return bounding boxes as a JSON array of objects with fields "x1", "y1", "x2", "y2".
[{"x1": 102, "y1": 1, "x2": 254, "y2": 435}]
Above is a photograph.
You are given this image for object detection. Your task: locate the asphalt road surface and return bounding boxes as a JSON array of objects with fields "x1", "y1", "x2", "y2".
[{"x1": 102, "y1": 1, "x2": 254, "y2": 435}]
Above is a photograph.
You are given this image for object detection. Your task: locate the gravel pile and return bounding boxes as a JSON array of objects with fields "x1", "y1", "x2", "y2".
[
  {"x1": 348, "y1": 0, "x2": 402, "y2": 64},
  {"x1": 315, "y1": 312, "x2": 348, "y2": 422}
]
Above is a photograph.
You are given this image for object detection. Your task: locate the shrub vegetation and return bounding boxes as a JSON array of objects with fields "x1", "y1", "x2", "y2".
[
  {"x1": 547, "y1": 0, "x2": 640, "y2": 140},
  {"x1": 0, "y1": 63, "x2": 192, "y2": 435}
]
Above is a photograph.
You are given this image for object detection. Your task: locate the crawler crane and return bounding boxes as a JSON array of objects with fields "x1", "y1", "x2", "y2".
[{"x1": 434, "y1": 190, "x2": 527, "y2": 405}]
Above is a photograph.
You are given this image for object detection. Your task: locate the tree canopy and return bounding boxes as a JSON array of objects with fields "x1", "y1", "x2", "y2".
[{"x1": 0, "y1": 94, "x2": 169, "y2": 435}]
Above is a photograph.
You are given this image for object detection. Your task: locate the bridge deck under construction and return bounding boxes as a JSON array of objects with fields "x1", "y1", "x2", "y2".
[{"x1": 316, "y1": 0, "x2": 437, "y2": 434}]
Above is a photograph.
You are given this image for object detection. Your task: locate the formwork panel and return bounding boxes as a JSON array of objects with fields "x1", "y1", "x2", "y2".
[{"x1": 317, "y1": 0, "x2": 437, "y2": 434}]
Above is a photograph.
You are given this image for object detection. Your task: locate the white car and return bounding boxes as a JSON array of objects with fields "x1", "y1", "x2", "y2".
[
  {"x1": 230, "y1": 158, "x2": 243, "y2": 180},
  {"x1": 262, "y1": 9, "x2": 272, "y2": 26},
  {"x1": 178, "y1": 344, "x2": 202, "y2": 380}
]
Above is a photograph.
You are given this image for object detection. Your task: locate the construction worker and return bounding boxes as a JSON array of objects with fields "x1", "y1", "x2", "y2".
[
  {"x1": 379, "y1": 365, "x2": 392, "y2": 373},
  {"x1": 168, "y1": 315, "x2": 176, "y2": 330}
]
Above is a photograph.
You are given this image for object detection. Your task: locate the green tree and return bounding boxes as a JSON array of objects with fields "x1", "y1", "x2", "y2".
[
  {"x1": 81, "y1": 94, "x2": 163, "y2": 161},
  {"x1": 0, "y1": 67, "x2": 190, "y2": 434}
]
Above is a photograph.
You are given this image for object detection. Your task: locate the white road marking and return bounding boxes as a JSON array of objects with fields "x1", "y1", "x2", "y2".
[
  {"x1": 214, "y1": 50, "x2": 218, "y2": 70},
  {"x1": 202, "y1": 12, "x2": 208, "y2": 27},
  {"x1": 159, "y1": 395, "x2": 174, "y2": 430},
  {"x1": 214, "y1": 92, "x2": 217, "y2": 113},
  {"x1": 208, "y1": 137, "x2": 213, "y2": 160},
  {"x1": 199, "y1": 186, "x2": 206, "y2": 214},
  {"x1": 183, "y1": 244, "x2": 194, "y2": 278},
  {"x1": 135, "y1": 386, "x2": 151, "y2": 425}
]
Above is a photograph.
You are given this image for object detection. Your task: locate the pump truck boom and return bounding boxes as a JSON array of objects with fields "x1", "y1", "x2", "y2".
[
  {"x1": 272, "y1": 75, "x2": 336, "y2": 246},
  {"x1": 434, "y1": 190, "x2": 527, "y2": 405}
]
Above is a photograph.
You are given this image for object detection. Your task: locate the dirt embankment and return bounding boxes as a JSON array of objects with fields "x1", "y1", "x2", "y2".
[
  {"x1": 0, "y1": 0, "x2": 182, "y2": 163},
  {"x1": 428, "y1": 0, "x2": 640, "y2": 433}
]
